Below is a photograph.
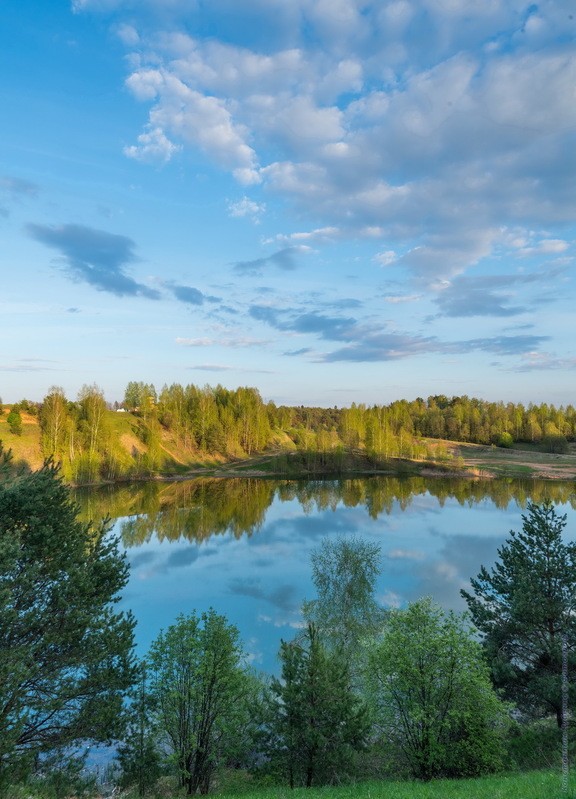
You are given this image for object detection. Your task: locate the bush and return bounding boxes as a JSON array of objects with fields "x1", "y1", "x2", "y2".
[
  {"x1": 497, "y1": 432, "x2": 514, "y2": 448},
  {"x1": 6, "y1": 409, "x2": 22, "y2": 436},
  {"x1": 540, "y1": 434, "x2": 569, "y2": 454},
  {"x1": 505, "y1": 720, "x2": 563, "y2": 771},
  {"x1": 366, "y1": 599, "x2": 508, "y2": 781}
]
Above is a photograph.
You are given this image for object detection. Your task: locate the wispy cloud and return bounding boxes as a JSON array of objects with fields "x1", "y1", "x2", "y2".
[
  {"x1": 510, "y1": 352, "x2": 576, "y2": 372},
  {"x1": 166, "y1": 283, "x2": 221, "y2": 305},
  {"x1": 0, "y1": 175, "x2": 39, "y2": 199},
  {"x1": 176, "y1": 336, "x2": 269, "y2": 348},
  {"x1": 460, "y1": 335, "x2": 550, "y2": 356},
  {"x1": 0, "y1": 358, "x2": 59, "y2": 373},
  {"x1": 228, "y1": 196, "x2": 265, "y2": 222},
  {"x1": 234, "y1": 246, "x2": 310, "y2": 275},
  {"x1": 188, "y1": 364, "x2": 236, "y2": 372},
  {"x1": 434, "y1": 278, "x2": 526, "y2": 318},
  {"x1": 188, "y1": 363, "x2": 274, "y2": 373},
  {"x1": 27, "y1": 223, "x2": 160, "y2": 299},
  {"x1": 250, "y1": 305, "x2": 356, "y2": 341},
  {"x1": 1, "y1": 175, "x2": 39, "y2": 218},
  {"x1": 228, "y1": 578, "x2": 298, "y2": 612},
  {"x1": 322, "y1": 332, "x2": 441, "y2": 363}
]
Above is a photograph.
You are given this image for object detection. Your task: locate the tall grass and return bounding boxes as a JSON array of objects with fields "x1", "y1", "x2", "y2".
[{"x1": 212, "y1": 770, "x2": 575, "y2": 799}]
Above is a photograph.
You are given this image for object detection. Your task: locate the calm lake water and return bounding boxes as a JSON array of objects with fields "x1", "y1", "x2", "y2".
[{"x1": 75, "y1": 476, "x2": 576, "y2": 674}]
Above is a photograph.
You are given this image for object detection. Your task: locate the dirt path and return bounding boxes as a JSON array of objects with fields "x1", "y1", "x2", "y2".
[{"x1": 456, "y1": 443, "x2": 576, "y2": 480}]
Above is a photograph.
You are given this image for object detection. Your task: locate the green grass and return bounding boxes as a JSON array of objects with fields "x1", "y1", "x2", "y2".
[
  {"x1": 210, "y1": 771, "x2": 575, "y2": 799},
  {"x1": 479, "y1": 462, "x2": 535, "y2": 476},
  {"x1": 0, "y1": 412, "x2": 43, "y2": 470}
]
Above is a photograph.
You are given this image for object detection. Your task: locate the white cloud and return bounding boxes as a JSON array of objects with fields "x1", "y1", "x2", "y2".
[
  {"x1": 387, "y1": 548, "x2": 425, "y2": 560},
  {"x1": 124, "y1": 126, "x2": 180, "y2": 163},
  {"x1": 228, "y1": 196, "x2": 266, "y2": 221},
  {"x1": 375, "y1": 250, "x2": 397, "y2": 266},
  {"x1": 512, "y1": 352, "x2": 576, "y2": 372},
  {"x1": 269, "y1": 226, "x2": 340, "y2": 245},
  {"x1": 176, "y1": 336, "x2": 269, "y2": 348},
  {"x1": 517, "y1": 239, "x2": 570, "y2": 257},
  {"x1": 479, "y1": 51, "x2": 576, "y2": 137},
  {"x1": 114, "y1": 23, "x2": 140, "y2": 46},
  {"x1": 87, "y1": 0, "x2": 576, "y2": 283},
  {"x1": 125, "y1": 68, "x2": 260, "y2": 176},
  {"x1": 382, "y1": 294, "x2": 421, "y2": 304}
]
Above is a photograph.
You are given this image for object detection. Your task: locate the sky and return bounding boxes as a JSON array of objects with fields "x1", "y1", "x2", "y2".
[{"x1": 1, "y1": 0, "x2": 575, "y2": 407}]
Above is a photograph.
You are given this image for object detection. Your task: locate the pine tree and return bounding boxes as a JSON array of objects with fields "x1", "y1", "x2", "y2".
[
  {"x1": 461, "y1": 501, "x2": 576, "y2": 726},
  {"x1": 269, "y1": 623, "x2": 369, "y2": 787},
  {"x1": 0, "y1": 450, "x2": 136, "y2": 785}
]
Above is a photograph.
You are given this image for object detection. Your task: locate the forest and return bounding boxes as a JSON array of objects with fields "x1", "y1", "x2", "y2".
[{"x1": 1, "y1": 381, "x2": 575, "y2": 483}]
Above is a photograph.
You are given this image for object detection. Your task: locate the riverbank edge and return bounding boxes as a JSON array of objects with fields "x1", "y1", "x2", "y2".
[{"x1": 66, "y1": 449, "x2": 576, "y2": 488}]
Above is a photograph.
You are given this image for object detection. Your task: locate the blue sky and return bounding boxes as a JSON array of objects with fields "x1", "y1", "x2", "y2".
[{"x1": 1, "y1": 0, "x2": 575, "y2": 406}]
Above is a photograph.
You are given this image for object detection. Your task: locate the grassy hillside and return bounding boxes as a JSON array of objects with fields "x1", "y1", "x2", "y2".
[
  {"x1": 0, "y1": 409, "x2": 43, "y2": 471},
  {"x1": 2, "y1": 405, "x2": 576, "y2": 484}
]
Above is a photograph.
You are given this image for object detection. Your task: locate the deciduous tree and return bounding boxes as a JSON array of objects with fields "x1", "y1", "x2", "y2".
[
  {"x1": 366, "y1": 598, "x2": 506, "y2": 780},
  {"x1": 303, "y1": 537, "x2": 385, "y2": 669},
  {"x1": 147, "y1": 610, "x2": 252, "y2": 795}
]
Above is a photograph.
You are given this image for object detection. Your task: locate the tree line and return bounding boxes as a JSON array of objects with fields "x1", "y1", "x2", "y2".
[
  {"x1": 1, "y1": 451, "x2": 575, "y2": 794},
  {"x1": 4, "y1": 382, "x2": 573, "y2": 484}
]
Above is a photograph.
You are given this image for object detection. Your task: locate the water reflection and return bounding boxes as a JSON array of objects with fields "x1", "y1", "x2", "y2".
[
  {"x1": 73, "y1": 475, "x2": 576, "y2": 542},
  {"x1": 73, "y1": 477, "x2": 576, "y2": 673}
]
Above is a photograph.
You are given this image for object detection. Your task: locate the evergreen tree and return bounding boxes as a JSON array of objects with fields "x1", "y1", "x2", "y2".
[
  {"x1": 0, "y1": 450, "x2": 136, "y2": 786},
  {"x1": 461, "y1": 501, "x2": 576, "y2": 726},
  {"x1": 269, "y1": 623, "x2": 369, "y2": 787},
  {"x1": 6, "y1": 408, "x2": 22, "y2": 436}
]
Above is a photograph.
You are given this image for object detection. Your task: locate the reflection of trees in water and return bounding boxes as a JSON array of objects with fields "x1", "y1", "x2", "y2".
[
  {"x1": 72, "y1": 477, "x2": 576, "y2": 547},
  {"x1": 72, "y1": 478, "x2": 277, "y2": 546},
  {"x1": 120, "y1": 479, "x2": 277, "y2": 545}
]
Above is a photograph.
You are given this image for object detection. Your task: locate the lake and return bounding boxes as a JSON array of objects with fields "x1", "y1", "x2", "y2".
[{"x1": 75, "y1": 476, "x2": 576, "y2": 674}]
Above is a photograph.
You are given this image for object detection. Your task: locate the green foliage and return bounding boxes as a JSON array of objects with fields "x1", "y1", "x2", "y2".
[
  {"x1": 28, "y1": 751, "x2": 97, "y2": 799},
  {"x1": 268, "y1": 623, "x2": 369, "y2": 788},
  {"x1": 0, "y1": 456, "x2": 136, "y2": 786},
  {"x1": 541, "y1": 434, "x2": 569, "y2": 454},
  {"x1": 147, "y1": 609, "x2": 254, "y2": 795},
  {"x1": 461, "y1": 501, "x2": 576, "y2": 726},
  {"x1": 116, "y1": 664, "x2": 163, "y2": 796},
  {"x1": 366, "y1": 598, "x2": 507, "y2": 781},
  {"x1": 6, "y1": 409, "x2": 22, "y2": 436},
  {"x1": 504, "y1": 719, "x2": 565, "y2": 772},
  {"x1": 497, "y1": 432, "x2": 514, "y2": 448},
  {"x1": 77, "y1": 383, "x2": 109, "y2": 459},
  {"x1": 39, "y1": 386, "x2": 70, "y2": 461},
  {"x1": 30, "y1": 382, "x2": 576, "y2": 485},
  {"x1": 124, "y1": 382, "x2": 157, "y2": 414},
  {"x1": 303, "y1": 537, "x2": 385, "y2": 673}
]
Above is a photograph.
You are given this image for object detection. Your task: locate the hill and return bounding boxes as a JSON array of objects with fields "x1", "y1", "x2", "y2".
[{"x1": 2, "y1": 402, "x2": 576, "y2": 486}]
